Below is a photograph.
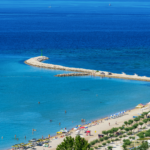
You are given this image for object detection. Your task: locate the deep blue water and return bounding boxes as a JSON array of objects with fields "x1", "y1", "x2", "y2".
[{"x1": 1, "y1": 0, "x2": 150, "y2": 149}]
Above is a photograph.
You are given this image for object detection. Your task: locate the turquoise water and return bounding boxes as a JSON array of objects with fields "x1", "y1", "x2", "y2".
[
  {"x1": 1, "y1": 56, "x2": 150, "y2": 149},
  {"x1": 1, "y1": 0, "x2": 150, "y2": 149}
]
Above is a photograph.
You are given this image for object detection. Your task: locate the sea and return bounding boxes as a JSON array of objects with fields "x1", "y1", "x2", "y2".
[{"x1": 1, "y1": 0, "x2": 150, "y2": 149}]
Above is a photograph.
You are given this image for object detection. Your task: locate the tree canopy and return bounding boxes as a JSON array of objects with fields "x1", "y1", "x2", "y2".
[{"x1": 56, "y1": 135, "x2": 90, "y2": 150}]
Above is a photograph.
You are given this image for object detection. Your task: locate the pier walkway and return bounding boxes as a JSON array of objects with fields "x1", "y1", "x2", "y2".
[{"x1": 25, "y1": 56, "x2": 150, "y2": 82}]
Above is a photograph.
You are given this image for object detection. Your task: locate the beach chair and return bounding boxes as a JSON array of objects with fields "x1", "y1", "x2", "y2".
[{"x1": 75, "y1": 130, "x2": 80, "y2": 135}]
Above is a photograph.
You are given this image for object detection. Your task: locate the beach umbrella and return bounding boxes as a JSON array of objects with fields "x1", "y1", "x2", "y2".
[
  {"x1": 136, "y1": 104, "x2": 144, "y2": 108},
  {"x1": 60, "y1": 130, "x2": 64, "y2": 132},
  {"x1": 86, "y1": 130, "x2": 91, "y2": 133},
  {"x1": 80, "y1": 127, "x2": 85, "y2": 129},
  {"x1": 78, "y1": 125, "x2": 81, "y2": 127}
]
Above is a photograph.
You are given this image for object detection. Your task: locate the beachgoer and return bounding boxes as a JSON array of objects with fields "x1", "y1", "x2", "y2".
[
  {"x1": 25, "y1": 136, "x2": 26, "y2": 139},
  {"x1": 116, "y1": 121, "x2": 117, "y2": 125},
  {"x1": 59, "y1": 122, "x2": 61, "y2": 126},
  {"x1": 15, "y1": 135, "x2": 16, "y2": 139},
  {"x1": 101, "y1": 120, "x2": 102, "y2": 123},
  {"x1": 38, "y1": 102, "x2": 40, "y2": 104},
  {"x1": 65, "y1": 110, "x2": 67, "y2": 113},
  {"x1": 17, "y1": 138, "x2": 18, "y2": 141},
  {"x1": 1, "y1": 136, "x2": 3, "y2": 139},
  {"x1": 48, "y1": 134, "x2": 50, "y2": 138},
  {"x1": 109, "y1": 123, "x2": 110, "y2": 126},
  {"x1": 42, "y1": 135, "x2": 43, "y2": 139}
]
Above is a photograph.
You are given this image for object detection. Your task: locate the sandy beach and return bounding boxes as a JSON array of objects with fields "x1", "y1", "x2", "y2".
[
  {"x1": 25, "y1": 56, "x2": 150, "y2": 82},
  {"x1": 28, "y1": 105, "x2": 150, "y2": 150}
]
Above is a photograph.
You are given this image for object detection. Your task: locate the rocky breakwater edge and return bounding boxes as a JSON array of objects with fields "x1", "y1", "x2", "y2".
[{"x1": 25, "y1": 56, "x2": 150, "y2": 81}]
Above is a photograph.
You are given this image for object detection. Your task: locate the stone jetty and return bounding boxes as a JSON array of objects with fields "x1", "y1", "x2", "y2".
[
  {"x1": 55, "y1": 73, "x2": 90, "y2": 77},
  {"x1": 25, "y1": 56, "x2": 150, "y2": 82}
]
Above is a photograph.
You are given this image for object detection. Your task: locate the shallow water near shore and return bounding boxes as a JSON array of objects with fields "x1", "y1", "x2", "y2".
[{"x1": 1, "y1": 0, "x2": 150, "y2": 149}]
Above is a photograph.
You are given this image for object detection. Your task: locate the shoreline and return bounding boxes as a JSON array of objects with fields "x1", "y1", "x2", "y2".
[
  {"x1": 8, "y1": 103, "x2": 150, "y2": 150},
  {"x1": 35, "y1": 104, "x2": 149, "y2": 150},
  {"x1": 25, "y1": 56, "x2": 150, "y2": 82}
]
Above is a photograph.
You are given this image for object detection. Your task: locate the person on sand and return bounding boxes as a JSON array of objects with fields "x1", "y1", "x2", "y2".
[
  {"x1": 109, "y1": 122, "x2": 110, "y2": 126},
  {"x1": 116, "y1": 121, "x2": 117, "y2": 125}
]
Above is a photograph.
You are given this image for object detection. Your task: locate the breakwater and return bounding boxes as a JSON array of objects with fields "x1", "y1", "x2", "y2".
[
  {"x1": 55, "y1": 73, "x2": 90, "y2": 77},
  {"x1": 25, "y1": 56, "x2": 150, "y2": 82}
]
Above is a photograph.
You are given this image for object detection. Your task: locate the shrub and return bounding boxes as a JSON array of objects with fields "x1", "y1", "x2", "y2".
[
  {"x1": 123, "y1": 139, "x2": 131, "y2": 145},
  {"x1": 127, "y1": 132, "x2": 132, "y2": 135},
  {"x1": 94, "y1": 146, "x2": 98, "y2": 149},
  {"x1": 108, "y1": 146, "x2": 113, "y2": 150},
  {"x1": 107, "y1": 140, "x2": 110, "y2": 143},
  {"x1": 98, "y1": 145, "x2": 102, "y2": 147},
  {"x1": 137, "y1": 132, "x2": 145, "y2": 139},
  {"x1": 104, "y1": 136, "x2": 108, "y2": 140},
  {"x1": 102, "y1": 142, "x2": 106, "y2": 146}
]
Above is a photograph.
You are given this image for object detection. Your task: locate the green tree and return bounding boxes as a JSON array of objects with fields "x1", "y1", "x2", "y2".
[
  {"x1": 109, "y1": 134, "x2": 113, "y2": 139},
  {"x1": 134, "y1": 118, "x2": 140, "y2": 124},
  {"x1": 139, "y1": 122, "x2": 143, "y2": 128},
  {"x1": 142, "y1": 112, "x2": 148, "y2": 118},
  {"x1": 143, "y1": 119, "x2": 148, "y2": 126},
  {"x1": 102, "y1": 131, "x2": 108, "y2": 136},
  {"x1": 56, "y1": 135, "x2": 90, "y2": 150},
  {"x1": 102, "y1": 142, "x2": 106, "y2": 146},
  {"x1": 122, "y1": 144, "x2": 127, "y2": 150},
  {"x1": 108, "y1": 146, "x2": 113, "y2": 150},
  {"x1": 124, "y1": 121, "x2": 128, "y2": 126}
]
